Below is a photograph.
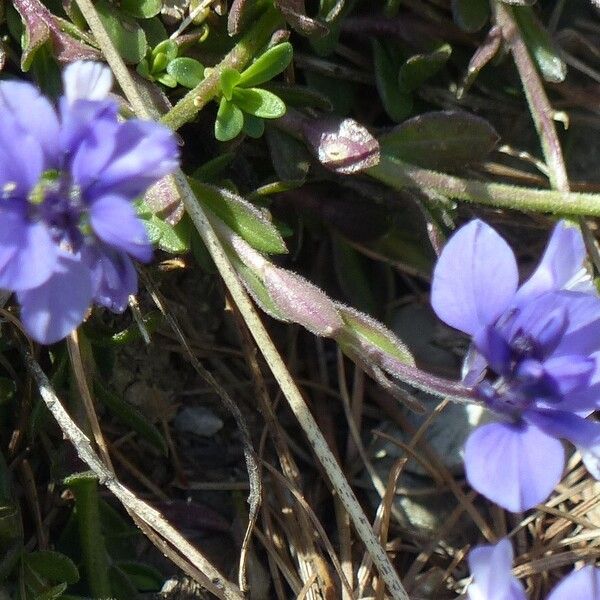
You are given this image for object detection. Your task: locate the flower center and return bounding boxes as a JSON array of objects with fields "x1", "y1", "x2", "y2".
[
  {"x1": 28, "y1": 170, "x2": 88, "y2": 251},
  {"x1": 474, "y1": 307, "x2": 592, "y2": 420}
]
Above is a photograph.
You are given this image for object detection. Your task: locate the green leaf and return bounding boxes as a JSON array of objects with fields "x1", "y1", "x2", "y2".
[
  {"x1": 451, "y1": 0, "x2": 490, "y2": 32},
  {"x1": 512, "y1": 5, "x2": 566, "y2": 83},
  {"x1": 34, "y1": 582, "x2": 68, "y2": 600},
  {"x1": 265, "y1": 127, "x2": 311, "y2": 183},
  {"x1": 398, "y1": 43, "x2": 452, "y2": 93},
  {"x1": 116, "y1": 562, "x2": 163, "y2": 591},
  {"x1": 166, "y1": 57, "x2": 205, "y2": 88},
  {"x1": 94, "y1": 381, "x2": 168, "y2": 456},
  {"x1": 220, "y1": 67, "x2": 241, "y2": 100},
  {"x1": 379, "y1": 111, "x2": 499, "y2": 170},
  {"x1": 120, "y1": 0, "x2": 162, "y2": 19},
  {"x1": 242, "y1": 113, "x2": 265, "y2": 138},
  {"x1": 232, "y1": 87, "x2": 286, "y2": 118},
  {"x1": 95, "y1": 0, "x2": 147, "y2": 64},
  {"x1": 139, "y1": 16, "x2": 168, "y2": 47},
  {"x1": 226, "y1": 248, "x2": 286, "y2": 320},
  {"x1": 156, "y1": 72, "x2": 178, "y2": 87},
  {"x1": 24, "y1": 551, "x2": 79, "y2": 585},
  {"x1": 372, "y1": 39, "x2": 412, "y2": 122},
  {"x1": 237, "y1": 42, "x2": 293, "y2": 87},
  {"x1": 188, "y1": 179, "x2": 287, "y2": 254},
  {"x1": 337, "y1": 305, "x2": 415, "y2": 366},
  {"x1": 108, "y1": 565, "x2": 138, "y2": 600},
  {"x1": 215, "y1": 97, "x2": 244, "y2": 141},
  {"x1": 138, "y1": 204, "x2": 189, "y2": 253},
  {"x1": 153, "y1": 38, "x2": 178, "y2": 61},
  {"x1": 63, "y1": 474, "x2": 111, "y2": 599}
]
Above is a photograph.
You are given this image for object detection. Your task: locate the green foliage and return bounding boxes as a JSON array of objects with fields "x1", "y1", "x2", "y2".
[
  {"x1": 95, "y1": 0, "x2": 147, "y2": 64},
  {"x1": 214, "y1": 42, "x2": 293, "y2": 141},
  {"x1": 189, "y1": 179, "x2": 288, "y2": 254},
  {"x1": 138, "y1": 39, "x2": 205, "y2": 88},
  {"x1": 512, "y1": 5, "x2": 567, "y2": 82}
]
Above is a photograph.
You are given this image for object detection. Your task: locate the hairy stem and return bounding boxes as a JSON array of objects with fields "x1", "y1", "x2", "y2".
[
  {"x1": 368, "y1": 156, "x2": 600, "y2": 216},
  {"x1": 72, "y1": 1, "x2": 409, "y2": 597},
  {"x1": 161, "y1": 7, "x2": 283, "y2": 131}
]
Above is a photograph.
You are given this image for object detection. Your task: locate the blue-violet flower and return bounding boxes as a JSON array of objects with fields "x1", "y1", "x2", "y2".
[
  {"x1": 0, "y1": 61, "x2": 179, "y2": 343},
  {"x1": 431, "y1": 220, "x2": 600, "y2": 511},
  {"x1": 467, "y1": 537, "x2": 600, "y2": 600}
]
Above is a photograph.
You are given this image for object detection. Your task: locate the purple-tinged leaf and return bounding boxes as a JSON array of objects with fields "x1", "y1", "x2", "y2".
[
  {"x1": 459, "y1": 25, "x2": 502, "y2": 98},
  {"x1": 263, "y1": 267, "x2": 343, "y2": 337},
  {"x1": 13, "y1": 0, "x2": 100, "y2": 70},
  {"x1": 336, "y1": 304, "x2": 415, "y2": 367},
  {"x1": 274, "y1": 0, "x2": 328, "y2": 37},
  {"x1": 144, "y1": 177, "x2": 184, "y2": 226},
  {"x1": 380, "y1": 111, "x2": 499, "y2": 170},
  {"x1": 302, "y1": 117, "x2": 380, "y2": 174}
]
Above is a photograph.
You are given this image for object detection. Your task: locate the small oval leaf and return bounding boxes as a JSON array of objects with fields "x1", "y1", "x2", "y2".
[
  {"x1": 25, "y1": 551, "x2": 79, "y2": 585},
  {"x1": 215, "y1": 97, "x2": 244, "y2": 141},
  {"x1": 398, "y1": 43, "x2": 452, "y2": 93},
  {"x1": 452, "y1": 0, "x2": 490, "y2": 32},
  {"x1": 237, "y1": 42, "x2": 293, "y2": 88},
  {"x1": 379, "y1": 111, "x2": 499, "y2": 169},
  {"x1": 166, "y1": 57, "x2": 205, "y2": 88},
  {"x1": 220, "y1": 67, "x2": 241, "y2": 100},
  {"x1": 232, "y1": 87, "x2": 287, "y2": 119}
]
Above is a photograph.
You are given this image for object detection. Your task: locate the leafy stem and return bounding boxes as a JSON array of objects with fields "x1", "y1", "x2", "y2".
[
  {"x1": 368, "y1": 156, "x2": 600, "y2": 216},
  {"x1": 161, "y1": 7, "x2": 283, "y2": 131}
]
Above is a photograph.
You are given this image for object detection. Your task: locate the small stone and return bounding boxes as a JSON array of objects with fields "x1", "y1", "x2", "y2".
[{"x1": 174, "y1": 406, "x2": 223, "y2": 437}]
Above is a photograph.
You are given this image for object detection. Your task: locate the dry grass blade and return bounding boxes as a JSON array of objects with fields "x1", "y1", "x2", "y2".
[{"x1": 23, "y1": 349, "x2": 244, "y2": 600}]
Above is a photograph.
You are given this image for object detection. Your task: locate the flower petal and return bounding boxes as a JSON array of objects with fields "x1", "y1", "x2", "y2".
[
  {"x1": 464, "y1": 421, "x2": 564, "y2": 511},
  {"x1": 89, "y1": 196, "x2": 153, "y2": 262},
  {"x1": 541, "y1": 355, "x2": 596, "y2": 396},
  {"x1": 84, "y1": 119, "x2": 179, "y2": 201},
  {"x1": 547, "y1": 566, "x2": 600, "y2": 600},
  {"x1": 0, "y1": 103, "x2": 45, "y2": 192},
  {"x1": 59, "y1": 97, "x2": 119, "y2": 158},
  {"x1": 515, "y1": 221, "x2": 590, "y2": 304},
  {"x1": 0, "y1": 216, "x2": 57, "y2": 291},
  {"x1": 82, "y1": 244, "x2": 138, "y2": 312},
  {"x1": 0, "y1": 80, "x2": 60, "y2": 167},
  {"x1": 17, "y1": 253, "x2": 93, "y2": 344},
  {"x1": 69, "y1": 116, "x2": 119, "y2": 189},
  {"x1": 431, "y1": 220, "x2": 518, "y2": 335},
  {"x1": 62, "y1": 61, "x2": 113, "y2": 104},
  {"x1": 525, "y1": 409, "x2": 600, "y2": 448},
  {"x1": 508, "y1": 291, "x2": 600, "y2": 358},
  {"x1": 467, "y1": 539, "x2": 526, "y2": 600}
]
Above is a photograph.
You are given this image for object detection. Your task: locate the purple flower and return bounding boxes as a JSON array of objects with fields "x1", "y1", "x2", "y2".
[
  {"x1": 431, "y1": 220, "x2": 600, "y2": 511},
  {"x1": 547, "y1": 565, "x2": 600, "y2": 600},
  {"x1": 466, "y1": 538, "x2": 525, "y2": 600},
  {"x1": 0, "y1": 61, "x2": 179, "y2": 343},
  {"x1": 467, "y1": 538, "x2": 600, "y2": 600}
]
